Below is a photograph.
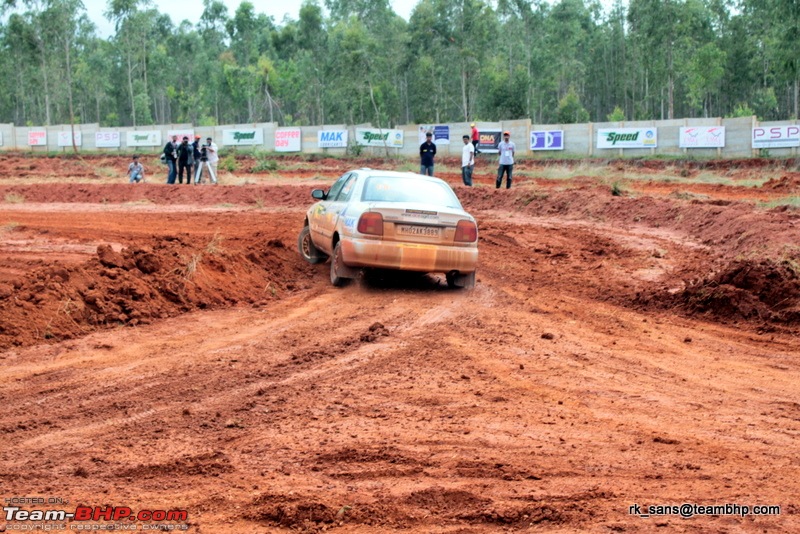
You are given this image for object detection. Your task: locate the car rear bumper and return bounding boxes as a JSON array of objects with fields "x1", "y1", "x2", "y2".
[{"x1": 341, "y1": 237, "x2": 478, "y2": 273}]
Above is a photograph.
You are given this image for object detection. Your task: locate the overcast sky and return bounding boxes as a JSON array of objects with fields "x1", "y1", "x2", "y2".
[{"x1": 82, "y1": 0, "x2": 621, "y2": 38}]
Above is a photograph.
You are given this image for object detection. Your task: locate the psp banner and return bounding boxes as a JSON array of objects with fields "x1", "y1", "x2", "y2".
[
  {"x1": 58, "y1": 131, "x2": 82, "y2": 147},
  {"x1": 477, "y1": 130, "x2": 501, "y2": 153},
  {"x1": 95, "y1": 131, "x2": 121, "y2": 148},
  {"x1": 597, "y1": 128, "x2": 657, "y2": 149},
  {"x1": 275, "y1": 128, "x2": 302, "y2": 152},
  {"x1": 318, "y1": 130, "x2": 348, "y2": 148},
  {"x1": 355, "y1": 128, "x2": 404, "y2": 148},
  {"x1": 223, "y1": 128, "x2": 264, "y2": 146},
  {"x1": 752, "y1": 125, "x2": 800, "y2": 149},
  {"x1": 530, "y1": 130, "x2": 564, "y2": 151},
  {"x1": 28, "y1": 129, "x2": 47, "y2": 146},
  {"x1": 680, "y1": 126, "x2": 725, "y2": 148},
  {"x1": 126, "y1": 131, "x2": 161, "y2": 147}
]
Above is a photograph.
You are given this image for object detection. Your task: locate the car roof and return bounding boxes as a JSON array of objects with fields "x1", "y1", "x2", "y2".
[{"x1": 354, "y1": 169, "x2": 449, "y2": 184}]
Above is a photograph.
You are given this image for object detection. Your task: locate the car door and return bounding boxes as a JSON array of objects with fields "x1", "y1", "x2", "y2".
[
  {"x1": 311, "y1": 173, "x2": 351, "y2": 252},
  {"x1": 324, "y1": 173, "x2": 358, "y2": 243}
]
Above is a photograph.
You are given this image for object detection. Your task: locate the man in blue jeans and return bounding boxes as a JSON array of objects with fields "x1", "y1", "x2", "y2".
[
  {"x1": 461, "y1": 134, "x2": 474, "y2": 186},
  {"x1": 163, "y1": 135, "x2": 178, "y2": 184},
  {"x1": 495, "y1": 131, "x2": 515, "y2": 189},
  {"x1": 419, "y1": 131, "x2": 436, "y2": 176}
]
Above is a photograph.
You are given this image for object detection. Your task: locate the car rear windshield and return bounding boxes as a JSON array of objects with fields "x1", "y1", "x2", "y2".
[{"x1": 361, "y1": 176, "x2": 462, "y2": 208}]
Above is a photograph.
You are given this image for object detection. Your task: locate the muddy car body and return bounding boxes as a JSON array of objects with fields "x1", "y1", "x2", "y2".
[{"x1": 298, "y1": 169, "x2": 478, "y2": 288}]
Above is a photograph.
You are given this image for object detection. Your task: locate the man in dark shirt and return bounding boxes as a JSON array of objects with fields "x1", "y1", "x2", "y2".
[
  {"x1": 419, "y1": 132, "x2": 437, "y2": 176},
  {"x1": 163, "y1": 135, "x2": 178, "y2": 184},
  {"x1": 176, "y1": 136, "x2": 194, "y2": 185}
]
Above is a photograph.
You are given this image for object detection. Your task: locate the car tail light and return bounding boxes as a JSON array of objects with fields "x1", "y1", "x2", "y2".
[
  {"x1": 454, "y1": 220, "x2": 478, "y2": 242},
  {"x1": 358, "y1": 212, "x2": 384, "y2": 236}
]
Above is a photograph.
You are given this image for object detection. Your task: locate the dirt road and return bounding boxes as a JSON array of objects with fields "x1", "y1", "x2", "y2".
[{"x1": 0, "y1": 155, "x2": 798, "y2": 532}]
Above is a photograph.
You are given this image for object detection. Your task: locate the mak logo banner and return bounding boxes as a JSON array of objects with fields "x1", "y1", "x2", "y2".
[
  {"x1": 318, "y1": 130, "x2": 348, "y2": 148},
  {"x1": 28, "y1": 129, "x2": 47, "y2": 146},
  {"x1": 477, "y1": 130, "x2": 501, "y2": 153},
  {"x1": 275, "y1": 128, "x2": 302, "y2": 152},
  {"x1": 223, "y1": 128, "x2": 263, "y2": 146},
  {"x1": 752, "y1": 126, "x2": 800, "y2": 149},
  {"x1": 597, "y1": 128, "x2": 657, "y2": 149},
  {"x1": 355, "y1": 128, "x2": 404, "y2": 148},
  {"x1": 530, "y1": 130, "x2": 564, "y2": 151},
  {"x1": 680, "y1": 126, "x2": 725, "y2": 148},
  {"x1": 126, "y1": 131, "x2": 161, "y2": 147},
  {"x1": 95, "y1": 131, "x2": 120, "y2": 148},
  {"x1": 58, "y1": 131, "x2": 82, "y2": 147}
]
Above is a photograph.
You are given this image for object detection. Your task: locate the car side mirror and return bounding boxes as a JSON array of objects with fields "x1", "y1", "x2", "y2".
[{"x1": 311, "y1": 189, "x2": 326, "y2": 200}]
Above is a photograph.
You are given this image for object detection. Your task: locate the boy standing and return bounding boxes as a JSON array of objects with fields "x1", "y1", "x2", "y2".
[{"x1": 128, "y1": 155, "x2": 144, "y2": 183}]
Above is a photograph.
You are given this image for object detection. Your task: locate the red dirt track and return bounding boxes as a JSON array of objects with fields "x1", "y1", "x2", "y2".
[{"x1": 1, "y1": 153, "x2": 799, "y2": 532}]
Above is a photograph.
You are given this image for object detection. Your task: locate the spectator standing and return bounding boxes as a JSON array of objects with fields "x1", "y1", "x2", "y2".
[
  {"x1": 461, "y1": 134, "x2": 475, "y2": 186},
  {"x1": 127, "y1": 155, "x2": 144, "y2": 183},
  {"x1": 163, "y1": 135, "x2": 178, "y2": 184},
  {"x1": 419, "y1": 132, "x2": 436, "y2": 176},
  {"x1": 470, "y1": 122, "x2": 480, "y2": 155},
  {"x1": 495, "y1": 131, "x2": 515, "y2": 189},
  {"x1": 196, "y1": 137, "x2": 219, "y2": 184},
  {"x1": 176, "y1": 136, "x2": 194, "y2": 185}
]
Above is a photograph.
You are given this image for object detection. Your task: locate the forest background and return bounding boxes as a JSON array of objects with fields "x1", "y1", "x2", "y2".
[{"x1": 0, "y1": 0, "x2": 798, "y2": 130}]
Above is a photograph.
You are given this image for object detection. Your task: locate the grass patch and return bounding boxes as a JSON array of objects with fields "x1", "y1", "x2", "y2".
[
  {"x1": 251, "y1": 157, "x2": 278, "y2": 173},
  {"x1": 220, "y1": 155, "x2": 239, "y2": 173},
  {"x1": 205, "y1": 231, "x2": 225, "y2": 254},
  {"x1": 183, "y1": 253, "x2": 202, "y2": 280},
  {"x1": 759, "y1": 196, "x2": 800, "y2": 209},
  {"x1": 215, "y1": 203, "x2": 235, "y2": 208},
  {"x1": 4, "y1": 193, "x2": 25, "y2": 204},
  {"x1": 124, "y1": 198, "x2": 154, "y2": 205},
  {"x1": 611, "y1": 181, "x2": 626, "y2": 196}
]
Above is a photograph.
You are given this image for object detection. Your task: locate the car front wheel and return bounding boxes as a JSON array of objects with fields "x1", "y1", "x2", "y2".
[{"x1": 298, "y1": 226, "x2": 327, "y2": 264}]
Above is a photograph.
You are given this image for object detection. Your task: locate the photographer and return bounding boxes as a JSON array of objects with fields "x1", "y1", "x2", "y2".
[
  {"x1": 195, "y1": 136, "x2": 219, "y2": 185},
  {"x1": 176, "y1": 136, "x2": 194, "y2": 185}
]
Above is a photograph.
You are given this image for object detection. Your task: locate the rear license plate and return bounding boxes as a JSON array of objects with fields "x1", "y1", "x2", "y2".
[{"x1": 397, "y1": 225, "x2": 440, "y2": 237}]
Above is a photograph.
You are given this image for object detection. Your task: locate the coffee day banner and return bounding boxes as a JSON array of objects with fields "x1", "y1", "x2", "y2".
[
  {"x1": 222, "y1": 128, "x2": 264, "y2": 146},
  {"x1": 355, "y1": 128, "x2": 404, "y2": 148},
  {"x1": 28, "y1": 129, "x2": 47, "y2": 146},
  {"x1": 126, "y1": 131, "x2": 162, "y2": 147},
  {"x1": 597, "y1": 128, "x2": 657, "y2": 149},
  {"x1": 275, "y1": 128, "x2": 302, "y2": 151},
  {"x1": 679, "y1": 127, "x2": 725, "y2": 148}
]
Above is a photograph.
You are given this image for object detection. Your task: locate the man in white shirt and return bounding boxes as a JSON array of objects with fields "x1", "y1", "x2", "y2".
[
  {"x1": 196, "y1": 136, "x2": 219, "y2": 184},
  {"x1": 461, "y1": 134, "x2": 475, "y2": 186},
  {"x1": 496, "y1": 131, "x2": 515, "y2": 189}
]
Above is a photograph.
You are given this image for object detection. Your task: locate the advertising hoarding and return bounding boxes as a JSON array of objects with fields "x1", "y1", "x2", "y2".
[
  {"x1": 28, "y1": 129, "x2": 47, "y2": 146},
  {"x1": 222, "y1": 128, "x2": 264, "y2": 146},
  {"x1": 530, "y1": 130, "x2": 564, "y2": 150},
  {"x1": 751, "y1": 126, "x2": 800, "y2": 149},
  {"x1": 126, "y1": 131, "x2": 162, "y2": 147},
  {"x1": 597, "y1": 128, "x2": 658, "y2": 149},
  {"x1": 355, "y1": 128, "x2": 404, "y2": 148},
  {"x1": 58, "y1": 131, "x2": 82, "y2": 147},
  {"x1": 679, "y1": 127, "x2": 725, "y2": 148},
  {"x1": 317, "y1": 130, "x2": 348, "y2": 148},
  {"x1": 95, "y1": 131, "x2": 121, "y2": 148},
  {"x1": 275, "y1": 128, "x2": 302, "y2": 152}
]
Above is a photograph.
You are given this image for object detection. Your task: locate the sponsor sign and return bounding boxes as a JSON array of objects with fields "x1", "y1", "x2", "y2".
[
  {"x1": 275, "y1": 128, "x2": 302, "y2": 152},
  {"x1": 0, "y1": 131, "x2": 3, "y2": 146},
  {"x1": 477, "y1": 130, "x2": 501, "y2": 153},
  {"x1": 318, "y1": 130, "x2": 348, "y2": 148},
  {"x1": 58, "y1": 131, "x2": 82, "y2": 147},
  {"x1": 418, "y1": 125, "x2": 449, "y2": 145},
  {"x1": 752, "y1": 126, "x2": 800, "y2": 149},
  {"x1": 167, "y1": 129, "x2": 195, "y2": 143},
  {"x1": 355, "y1": 128, "x2": 404, "y2": 148},
  {"x1": 597, "y1": 128, "x2": 657, "y2": 149},
  {"x1": 680, "y1": 126, "x2": 725, "y2": 148},
  {"x1": 530, "y1": 130, "x2": 564, "y2": 151},
  {"x1": 95, "y1": 131, "x2": 121, "y2": 148},
  {"x1": 433, "y1": 125, "x2": 450, "y2": 145},
  {"x1": 28, "y1": 129, "x2": 47, "y2": 146},
  {"x1": 222, "y1": 128, "x2": 263, "y2": 146},
  {"x1": 126, "y1": 131, "x2": 161, "y2": 147}
]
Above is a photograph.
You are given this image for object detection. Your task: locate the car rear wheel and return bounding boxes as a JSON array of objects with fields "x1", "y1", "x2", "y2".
[
  {"x1": 446, "y1": 270, "x2": 476, "y2": 289},
  {"x1": 330, "y1": 242, "x2": 351, "y2": 287},
  {"x1": 298, "y1": 226, "x2": 326, "y2": 264}
]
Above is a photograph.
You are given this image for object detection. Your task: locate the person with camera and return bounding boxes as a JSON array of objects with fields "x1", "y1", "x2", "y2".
[
  {"x1": 195, "y1": 136, "x2": 219, "y2": 184},
  {"x1": 163, "y1": 135, "x2": 179, "y2": 184}
]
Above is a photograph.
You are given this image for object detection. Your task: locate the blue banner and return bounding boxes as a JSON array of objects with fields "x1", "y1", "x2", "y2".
[{"x1": 530, "y1": 130, "x2": 564, "y2": 151}]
